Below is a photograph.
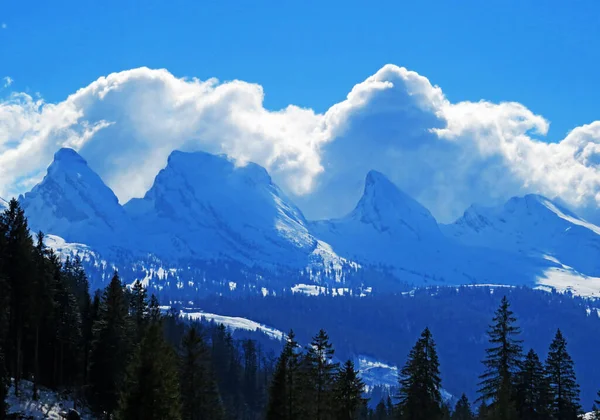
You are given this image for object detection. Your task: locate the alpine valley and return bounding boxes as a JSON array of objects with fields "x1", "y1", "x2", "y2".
[{"x1": 6, "y1": 147, "x2": 600, "y2": 409}]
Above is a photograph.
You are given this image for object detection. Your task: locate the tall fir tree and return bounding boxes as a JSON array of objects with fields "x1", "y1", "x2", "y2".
[
  {"x1": 302, "y1": 329, "x2": 339, "y2": 420},
  {"x1": 1, "y1": 199, "x2": 35, "y2": 395},
  {"x1": 545, "y1": 329, "x2": 581, "y2": 420},
  {"x1": 266, "y1": 330, "x2": 300, "y2": 420},
  {"x1": 117, "y1": 307, "x2": 181, "y2": 420},
  {"x1": 397, "y1": 327, "x2": 443, "y2": 420},
  {"x1": 88, "y1": 272, "x2": 131, "y2": 417},
  {"x1": 129, "y1": 279, "x2": 148, "y2": 343},
  {"x1": 452, "y1": 394, "x2": 474, "y2": 420},
  {"x1": 332, "y1": 360, "x2": 367, "y2": 420},
  {"x1": 0, "y1": 346, "x2": 7, "y2": 420},
  {"x1": 180, "y1": 325, "x2": 223, "y2": 420},
  {"x1": 514, "y1": 349, "x2": 550, "y2": 420},
  {"x1": 477, "y1": 296, "x2": 522, "y2": 420}
]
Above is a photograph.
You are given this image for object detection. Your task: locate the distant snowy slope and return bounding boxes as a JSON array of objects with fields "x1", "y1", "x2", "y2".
[
  {"x1": 313, "y1": 171, "x2": 555, "y2": 286},
  {"x1": 442, "y1": 194, "x2": 600, "y2": 277}
]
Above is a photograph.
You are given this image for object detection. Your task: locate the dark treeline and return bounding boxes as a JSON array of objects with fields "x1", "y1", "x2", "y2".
[
  {"x1": 1, "y1": 198, "x2": 600, "y2": 419},
  {"x1": 192, "y1": 286, "x2": 600, "y2": 406}
]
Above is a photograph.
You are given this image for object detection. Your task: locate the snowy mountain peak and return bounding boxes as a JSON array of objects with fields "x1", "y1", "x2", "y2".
[
  {"x1": 443, "y1": 194, "x2": 600, "y2": 276},
  {"x1": 52, "y1": 147, "x2": 88, "y2": 165},
  {"x1": 351, "y1": 170, "x2": 439, "y2": 237},
  {"x1": 20, "y1": 148, "x2": 127, "y2": 244},
  {"x1": 124, "y1": 150, "x2": 326, "y2": 265}
]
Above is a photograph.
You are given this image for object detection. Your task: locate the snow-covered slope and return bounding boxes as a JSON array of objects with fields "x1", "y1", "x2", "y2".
[
  {"x1": 312, "y1": 171, "x2": 554, "y2": 286},
  {"x1": 123, "y1": 150, "x2": 342, "y2": 267},
  {"x1": 17, "y1": 147, "x2": 599, "y2": 295},
  {"x1": 20, "y1": 148, "x2": 130, "y2": 248},
  {"x1": 442, "y1": 194, "x2": 600, "y2": 277}
]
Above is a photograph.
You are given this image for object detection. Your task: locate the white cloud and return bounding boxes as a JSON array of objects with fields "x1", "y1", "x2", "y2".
[
  {"x1": 3, "y1": 77, "x2": 13, "y2": 88},
  {"x1": 1, "y1": 65, "x2": 600, "y2": 223}
]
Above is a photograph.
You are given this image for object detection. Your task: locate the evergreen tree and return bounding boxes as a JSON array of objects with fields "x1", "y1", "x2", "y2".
[
  {"x1": 333, "y1": 360, "x2": 366, "y2": 420},
  {"x1": 180, "y1": 325, "x2": 223, "y2": 420},
  {"x1": 117, "y1": 312, "x2": 181, "y2": 420},
  {"x1": 397, "y1": 327, "x2": 443, "y2": 420},
  {"x1": 1, "y1": 199, "x2": 35, "y2": 395},
  {"x1": 452, "y1": 394, "x2": 474, "y2": 420},
  {"x1": 88, "y1": 272, "x2": 131, "y2": 416},
  {"x1": 266, "y1": 330, "x2": 300, "y2": 420},
  {"x1": 545, "y1": 329, "x2": 581, "y2": 420},
  {"x1": 129, "y1": 279, "x2": 148, "y2": 342},
  {"x1": 302, "y1": 329, "x2": 339, "y2": 420},
  {"x1": 514, "y1": 349, "x2": 550, "y2": 420},
  {"x1": 477, "y1": 296, "x2": 522, "y2": 420}
]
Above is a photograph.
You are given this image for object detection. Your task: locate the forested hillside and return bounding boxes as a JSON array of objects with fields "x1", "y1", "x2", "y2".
[{"x1": 1, "y1": 198, "x2": 600, "y2": 419}]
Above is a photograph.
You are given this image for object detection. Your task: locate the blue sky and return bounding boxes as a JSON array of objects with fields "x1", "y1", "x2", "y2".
[
  {"x1": 1, "y1": 0, "x2": 599, "y2": 142},
  {"x1": 2, "y1": 0, "x2": 600, "y2": 223}
]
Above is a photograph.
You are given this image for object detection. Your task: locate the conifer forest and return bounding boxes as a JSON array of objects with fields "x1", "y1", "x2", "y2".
[{"x1": 0, "y1": 199, "x2": 599, "y2": 419}]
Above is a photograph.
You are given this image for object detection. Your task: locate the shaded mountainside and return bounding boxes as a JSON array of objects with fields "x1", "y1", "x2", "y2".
[{"x1": 17, "y1": 147, "x2": 600, "y2": 297}]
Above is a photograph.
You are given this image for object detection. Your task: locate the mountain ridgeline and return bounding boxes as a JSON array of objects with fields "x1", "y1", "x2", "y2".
[{"x1": 17, "y1": 147, "x2": 600, "y2": 297}]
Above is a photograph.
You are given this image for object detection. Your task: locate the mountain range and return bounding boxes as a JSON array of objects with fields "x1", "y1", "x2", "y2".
[{"x1": 16, "y1": 147, "x2": 600, "y2": 297}]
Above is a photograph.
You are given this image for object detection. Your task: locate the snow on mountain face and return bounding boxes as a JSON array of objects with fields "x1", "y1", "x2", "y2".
[
  {"x1": 123, "y1": 150, "x2": 338, "y2": 266},
  {"x1": 442, "y1": 194, "x2": 600, "y2": 277},
  {"x1": 313, "y1": 172, "x2": 556, "y2": 287},
  {"x1": 350, "y1": 170, "x2": 441, "y2": 238},
  {"x1": 19, "y1": 148, "x2": 129, "y2": 246}
]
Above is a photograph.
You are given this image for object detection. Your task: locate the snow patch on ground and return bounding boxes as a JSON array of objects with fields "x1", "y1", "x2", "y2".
[
  {"x1": 291, "y1": 283, "x2": 372, "y2": 297},
  {"x1": 181, "y1": 310, "x2": 286, "y2": 341},
  {"x1": 6, "y1": 379, "x2": 88, "y2": 419},
  {"x1": 537, "y1": 266, "x2": 600, "y2": 298}
]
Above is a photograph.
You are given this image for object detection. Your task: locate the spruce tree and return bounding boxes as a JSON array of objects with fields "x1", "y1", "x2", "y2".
[
  {"x1": 180, "y1": 325, "x2": 223, "y2": 420},
  {"x1": 374, "y1": 399, "x2": 388, "y2": 420},
  {"x1": 333, "y1": 360, "x2": 366, "y2": 420},
  {"x1": 88, "y1": 272, "x2": 131, "y2": 416},
  {"x1": 266, "y1": 330, "x2": 300, "y2": 420},
  {"x1": 397, "y1": 327, "x2": 443, "y2": 420},
  {"x1": 301, "y1": 329, "x2": 339, "y2": 420},
  {"x1": 129, "y1": 279, "x2": 148, "y2": 342},
  {"x1": 1, "y1": 199, "x2": 35, "y2": 395},
  {"x1": 117, "y1": 312, "x2": 181, "y2": 420},
  {"x1": 452, "y1": 394, "x2": 474, "y2": 420},
  {"x1": 514, "y1": 349, "x2": 550, "y2": 420},
  {"x1": 477, "y1": 296, "x2": 522, "y2": 420},
  {"x1": 545, "y1": 329, "x2": 581, "y2": 420}
]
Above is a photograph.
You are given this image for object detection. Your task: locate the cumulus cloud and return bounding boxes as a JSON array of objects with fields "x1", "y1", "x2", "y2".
[
  {"x1": 2, "y1": 77, "x2": 13, "y2": 88},
  {"x1": 1, "y1": 65, "x2": 600, "y2": 223}
]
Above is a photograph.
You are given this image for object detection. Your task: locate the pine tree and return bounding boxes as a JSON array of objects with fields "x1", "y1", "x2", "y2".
[
  {"x1": 397, "y1": 327, "x2": 443, "y2": 420},
  {"x1": 88, "y1": 272, "x2": 131, "y2": 416},
  {"x1": 1, "y1": 199, "x2": 35, "y2": 395},
  {"x1": 514, "y1": 349, "x2": 550, "y2": 420},
  {"x1": 180, "y1": 325, "x2": 223, "y2": 420},
  {"x1": 477, "y1": 296, "x2": 522, "y2": 420},
  {"x1": 545, "y1": 329, "x2": 581, "y2": 420},
  {"x1": 302, "y1": 329, "x2": 339, "y2": 420},
  {"x1": 333, "y1": 360, "x2": 367, "y2": 420},
  {"x1": 266, "y1": 330, "x2": 300, "y2": 420},
  {"x1": 452, "y1": 394, "x2": 474, "y2": 420},
  {"x1": 129, "y1": 279, "x2": 148, "y2": 342},
  {"x1": 117, "y1": 314, "x2": 181, "y2": 420}
]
